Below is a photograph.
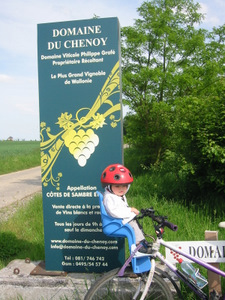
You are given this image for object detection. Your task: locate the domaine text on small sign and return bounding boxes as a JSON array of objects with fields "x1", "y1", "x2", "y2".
[{"x1": 166, "y1": 241, "x2": 225, "y2": 264}]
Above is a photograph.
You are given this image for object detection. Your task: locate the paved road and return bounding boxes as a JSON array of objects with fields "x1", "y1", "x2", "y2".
[{"x1": 0, "y1": 166, "x2": 42, "y2": 209}]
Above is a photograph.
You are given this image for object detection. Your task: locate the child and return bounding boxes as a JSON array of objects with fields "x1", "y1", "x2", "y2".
[{"x1": 101, "y1": 163, "x2": 152, "y2": 254}]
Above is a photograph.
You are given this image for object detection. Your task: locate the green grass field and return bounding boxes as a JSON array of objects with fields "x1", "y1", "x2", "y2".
[
  {"x1": 0, "y1": 141, "x2": 40, "y2": 175},
  {"x1": 0, "y1": 194, "x2": 44, "y2": 270}
]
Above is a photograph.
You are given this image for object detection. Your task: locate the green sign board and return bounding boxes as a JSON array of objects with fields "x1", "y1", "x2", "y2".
[{"x1": 37, "y1": 17, "x2": 124, "y2": 272}]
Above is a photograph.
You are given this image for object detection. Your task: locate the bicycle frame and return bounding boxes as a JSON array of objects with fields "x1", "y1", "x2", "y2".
[
  {"x1": 97, "y1": 197, "x2": 225, "y2": 300},
  {"x1": 151, "y1": 237, "x2": 225, "y2": 299},
  {"x1": 117, "y1": 228, "x2": 225, "y2": 299}
]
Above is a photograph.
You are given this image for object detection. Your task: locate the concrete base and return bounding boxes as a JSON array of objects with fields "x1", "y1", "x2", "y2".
[
  {"x1": 0, "y1": 259, "x2": 96, "y2": 300},
  {"x1": 0, "y1": 259, "x2": 179, "y2": 300}
]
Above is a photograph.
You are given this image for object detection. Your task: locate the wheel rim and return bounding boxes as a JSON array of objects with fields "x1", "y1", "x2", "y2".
[{"x1": 89, "y1": 273, "x2": 171, "y2": 300}]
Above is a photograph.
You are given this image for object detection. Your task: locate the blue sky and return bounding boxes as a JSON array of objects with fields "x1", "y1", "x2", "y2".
[{"x1": 0, "y1": 0, "x2": 224, "y2": 141}]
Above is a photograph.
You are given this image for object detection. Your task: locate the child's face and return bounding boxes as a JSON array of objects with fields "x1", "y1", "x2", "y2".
[{"x1": 111, "y1": 184, "x2": 128, "y2": 196}]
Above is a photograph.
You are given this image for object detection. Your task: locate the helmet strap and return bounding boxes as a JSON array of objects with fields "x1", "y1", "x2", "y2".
[{"x1": 106, "y1": 185, "x2": 113, "y2": 193}]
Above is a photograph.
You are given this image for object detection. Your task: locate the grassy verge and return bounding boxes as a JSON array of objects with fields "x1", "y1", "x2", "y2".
[
  {"x1": 0, "y1": 194, "x2": 44, "y2": 269},
  {"x1": 0, "y1": 141, "x2": 40, "y2": 175}
]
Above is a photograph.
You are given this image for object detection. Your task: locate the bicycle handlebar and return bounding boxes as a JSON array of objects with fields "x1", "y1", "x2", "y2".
[
  {"x1": 138, "y1": 208, "x2": 178, "y2": 232},
  {"x1": 163, "y1": 220, "x2": 178, "y2": 231}
]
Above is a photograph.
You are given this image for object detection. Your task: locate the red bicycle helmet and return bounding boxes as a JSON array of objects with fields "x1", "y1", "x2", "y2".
[{"x1": 101, "y1": 164, "x2": 133, "y2": 187}]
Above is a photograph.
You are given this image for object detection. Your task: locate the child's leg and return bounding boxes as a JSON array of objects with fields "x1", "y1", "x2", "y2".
[
  {"x1": 129, "y1": 220, "x2": 145, "y2": 243},
  {"x1": 129, "y1": 220, "x2": 153, "y2": 254}
]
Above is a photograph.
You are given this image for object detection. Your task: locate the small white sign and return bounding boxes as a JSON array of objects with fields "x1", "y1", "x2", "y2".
[{"x1": 165, "y1": 241, "x2": 225, "y2": 263}]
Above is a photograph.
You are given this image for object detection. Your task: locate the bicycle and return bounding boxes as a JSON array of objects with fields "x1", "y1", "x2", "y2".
[{"x1": 84, "y1": 192, "x2": 225, "y2": 299}]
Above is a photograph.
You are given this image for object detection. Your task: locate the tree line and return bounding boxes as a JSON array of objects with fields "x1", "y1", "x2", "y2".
[{"x1": 122, "y1": 0, "x2": 225, "y2": 200}]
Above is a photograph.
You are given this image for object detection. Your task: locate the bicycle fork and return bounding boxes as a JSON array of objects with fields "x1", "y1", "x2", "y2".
[{"x1": 132, "y1": 259, "x2": 156, "y2": 300}]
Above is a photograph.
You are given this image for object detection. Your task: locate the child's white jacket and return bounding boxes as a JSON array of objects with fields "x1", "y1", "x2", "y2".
[{"x1": 103, "y1": 189, "x2": 136, "y2": 224}]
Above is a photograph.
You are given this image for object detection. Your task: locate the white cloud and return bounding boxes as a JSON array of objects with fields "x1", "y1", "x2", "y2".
[
  {"x1": 0, "y1": 74, "x2": 12, "y2": 82},
  {"x1": 198, "y1": 0, "x2": 224, "y2": 28},
  {"x1": 15, "y1": 102, "x2": 38, "y2": 115}
]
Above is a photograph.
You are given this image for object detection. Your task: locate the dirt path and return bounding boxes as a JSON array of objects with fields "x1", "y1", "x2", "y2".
[{"x1": 0, "y1": 166, "x2": 42, "y2": 221}]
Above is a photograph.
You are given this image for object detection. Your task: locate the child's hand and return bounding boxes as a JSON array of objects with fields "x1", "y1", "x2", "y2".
[{"x1": 131, "y1": 207, "x2": 139, "y2": 215}]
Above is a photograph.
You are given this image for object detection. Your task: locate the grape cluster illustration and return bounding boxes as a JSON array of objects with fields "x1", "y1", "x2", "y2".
[{"x1": 64, "y1": 129, "x2": 99, "y2": 167}]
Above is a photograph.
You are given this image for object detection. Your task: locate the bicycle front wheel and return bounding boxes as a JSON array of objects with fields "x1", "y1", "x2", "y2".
[{"x1": 85, "y1": 267, "x2": 174, "y2": 300}]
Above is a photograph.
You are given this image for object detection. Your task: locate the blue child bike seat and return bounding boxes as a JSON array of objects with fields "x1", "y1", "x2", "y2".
[{"x1": 98, "y1": 191, "x2": 151, "y2": 273}]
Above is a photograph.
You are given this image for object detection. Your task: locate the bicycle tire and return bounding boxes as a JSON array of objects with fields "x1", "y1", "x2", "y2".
[{"x1": 84, "y1": 267, "x2": 174, "y2": 300}]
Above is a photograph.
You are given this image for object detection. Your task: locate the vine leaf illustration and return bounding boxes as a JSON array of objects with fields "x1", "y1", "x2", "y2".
[{"x1": 40, "y1": 61, "x2": 121, "y2": 190}]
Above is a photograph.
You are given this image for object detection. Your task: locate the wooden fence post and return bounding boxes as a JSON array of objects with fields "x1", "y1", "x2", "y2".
[{"x1": 205, "y1": 231, "x2": 222, "y2": 296}]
